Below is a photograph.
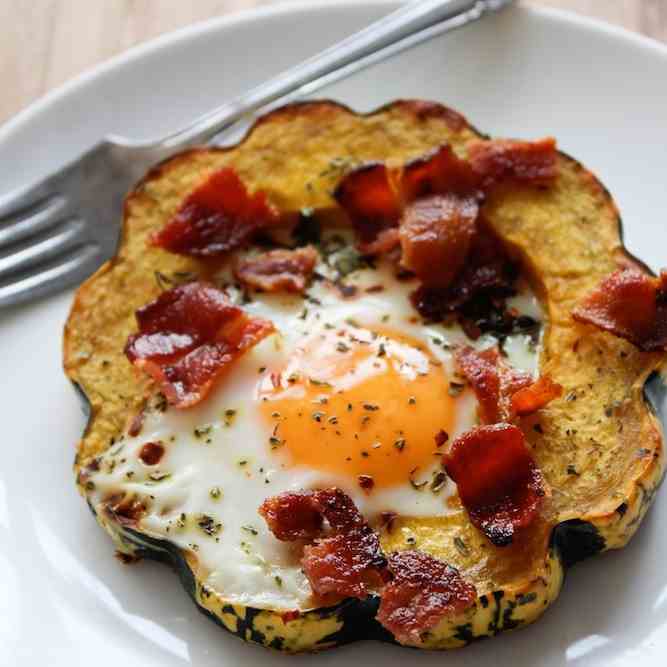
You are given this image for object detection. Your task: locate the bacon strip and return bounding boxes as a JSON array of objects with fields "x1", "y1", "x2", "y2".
[
  {"x1": 260, "y1": 488, "x2": 385, "y2": 599},
  {"x1": 336, "y1": 138, "x2": 556, "y2": 257},
  {"x1": 335, "y1": 147, "x2": 481, "y2": 260},
  {"x1": 233, "y1": 246, "x2": 319, "y2": 293},
  {"x1": 444, "y1": 424, "x2": 545, "y2": 546},
  {"x1": 333, "y1": 163, "x2": 401, "y2": 251},
  {"x1": 511, "y1": 376, "x2": 563, "y2": 417},
  {"x1": 409, "y1": 226, "x2": 518, "y2": 326},
  {"x1": 152, "y1": 167, "x2": 279, "y2": 257},
  {"x1": 399, "y1": 194, "x2": 478, "y2": 289},
  {"x1": 456, "y1": 346, "x2": 562, "y2": 423},
  {"x1": 401, "y1": 144, "x2": 480, "y2": 201},
  {"x1": 468, "y1": 137, "x2": 558, "y2": 188},
  {"x1": 258, "y1": 492, "x2": 323, "y2": 541},
  {"x1": 455, "y1": 346, "x2": 533, "y2": 423},
  {"x1": 572, "y1": 268, "x2": 667, "y2": 352},
  {"x1": 125, "y1": 282, "x2": 274, "y2": 407},
  {"x1": 261, "y1": 489, "x2": 478, "y2": 640},
  {"x1": 376, "y1": 550, "x2": 476, "y2": 645},
  {"x1": 302, "y1": 526, "x2": 385, "y2": 599},
  {"x1": 332, "y1": 138, "x2": 557, "y2": 307}
]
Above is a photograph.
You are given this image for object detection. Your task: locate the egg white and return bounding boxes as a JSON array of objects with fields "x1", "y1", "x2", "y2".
[{"x1": 88, "y1": 246, "x2": 542, "y2": 610}]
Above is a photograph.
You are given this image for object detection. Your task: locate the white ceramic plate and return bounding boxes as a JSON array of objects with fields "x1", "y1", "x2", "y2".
[{"x1": 2, "y1": 2, "x2": 667, "y2": 665}]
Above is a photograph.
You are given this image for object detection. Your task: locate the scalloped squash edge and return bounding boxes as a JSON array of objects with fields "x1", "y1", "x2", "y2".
[{"x1": 64, "y1": 100, "x2": 665, "y2": 652}]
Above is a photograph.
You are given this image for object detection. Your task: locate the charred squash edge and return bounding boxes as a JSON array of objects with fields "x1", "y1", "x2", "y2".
[{"x1": 65, "y1": 99, "x2": 666, "y2": 652}]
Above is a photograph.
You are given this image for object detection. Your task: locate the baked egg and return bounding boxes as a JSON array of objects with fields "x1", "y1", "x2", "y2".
[{"x1": 87, "y1": 232, "x2": 541, "y2": 610}]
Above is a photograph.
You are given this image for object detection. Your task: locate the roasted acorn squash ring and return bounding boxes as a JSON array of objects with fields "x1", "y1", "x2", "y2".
[{"x1": 64, "y1": 100, "x2": 665, "y2": 652}]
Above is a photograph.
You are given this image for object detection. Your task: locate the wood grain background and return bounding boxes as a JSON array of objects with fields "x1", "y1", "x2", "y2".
[{"x1": 2, "y1": 0, "x2": 666, "y2": 125}]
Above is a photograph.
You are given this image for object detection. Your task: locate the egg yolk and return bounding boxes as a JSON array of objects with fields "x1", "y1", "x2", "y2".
[{"x1": 257, "y1": 325, "x2": 455, "y2": 489}]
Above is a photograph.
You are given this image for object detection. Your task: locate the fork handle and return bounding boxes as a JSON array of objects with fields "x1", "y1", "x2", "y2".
[{"x1": 143, "y1": 0, "x2": 511, "y2": 151}]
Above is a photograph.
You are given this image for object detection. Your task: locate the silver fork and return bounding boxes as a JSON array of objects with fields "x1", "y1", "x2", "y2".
[{"x1": 0, "y1": 0, "x2": 512, "y2": 309}]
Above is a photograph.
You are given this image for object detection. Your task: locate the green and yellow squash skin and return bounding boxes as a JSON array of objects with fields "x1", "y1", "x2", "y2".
[{"x1": 64, "y1": 100, "x2": 665, "y2": 652}]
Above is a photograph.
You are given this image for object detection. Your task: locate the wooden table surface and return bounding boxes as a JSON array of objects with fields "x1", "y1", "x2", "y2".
[{"x1": 3, "y1": 0, "x2": 666, "y2": 125}]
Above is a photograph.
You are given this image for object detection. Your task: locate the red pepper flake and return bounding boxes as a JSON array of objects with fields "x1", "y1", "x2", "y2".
[
  {"x1": 511, "y1": 376, "x2": 563, "y2": 417},
  {"x1": 233, "y1": 246, "x2": 319, "y2": 294},
  {"x1": 444, "y1": 424, "x2": 545, "y2": 546},
  {"x1": 138, "y1": 441, "x2": 165, "y2": 466}
]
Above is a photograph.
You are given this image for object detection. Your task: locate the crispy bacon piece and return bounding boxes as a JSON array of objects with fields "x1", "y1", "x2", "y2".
[
  {"x1": 334, "y1": 163, "x2": 401, "y2": 249},
  {"x1": 233, "y1": 245, "x2": 319, "y2": 293},
  {"x1": 125, "y1": 282, "x2": 274, "y2": 407},
  {"x1": 511, "y1": 376, "x2": 563, "y2": 417},
  {"x1": 455, "y1": 346, "x2": 533, "y2": 423},
  {"x1": 444, "y1": 424, "x2": 545, "y2": 546},
  {"x1": 336, "y1": 146, "x2": 481, "y2": 263},
  {"x1": 572, "y1": 268, "x2": 667, "y2": 352},
  {"x1": 259, "y1": 492, "x2": 323, "y2": 541},
  {"x1": 309, "y1": 487, "x2": 365, "y2": 531},
  {"x1": 151, "y1": 167, "x2": 279, "y2": 257},
  {"x1": 334, "y1": 138, "x2": 556, "y2": 280},
  {"x1": 299, "y1": 490, "x2": 386, "y2": 598},
  {"x1": 260, "y1": 488, "x2": 385, "y2": 599},
  {"x1": 401, "y1": 144, "x2": 480, "y2": 201},
  {"x1": 260, "y1": 489, "x2": 478, "y2": 635},
  {"x1": 447, "y1": 228, "x2": 518, "y2": 306},
  {"x1": 376, "y1": 550, "x2": 476, "y2": 645},
  {"x1": 456, "y1": 346, "x2": 561, "y2": 422},
  {"x1": 303, "y1": 526, "x2": 385, "y2": 599},
  {"x1": 468, "y1": 137, "x2": 558, "y2": 188},
  {"x1": 410, "y1": 227, "x2": 518, "y2": 324},
  {"x1": 399, "y1": 194, "x2": 478, "y2": 289}
]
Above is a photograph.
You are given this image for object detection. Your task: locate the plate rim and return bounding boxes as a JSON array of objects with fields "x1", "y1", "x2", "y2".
[{"x1": 2, "y1": 0, "x2": 666, "y2": 148}]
